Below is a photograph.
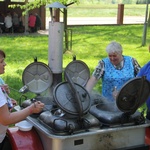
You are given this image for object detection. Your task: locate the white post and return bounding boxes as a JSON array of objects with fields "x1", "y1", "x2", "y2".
[{"x1": 48, "y1": 22, "x2": 64, "y2": 74}]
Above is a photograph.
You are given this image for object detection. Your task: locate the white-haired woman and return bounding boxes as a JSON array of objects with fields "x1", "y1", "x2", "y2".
[{"x1": 86, "y1": 41, "x2": 141, "y2": 102}]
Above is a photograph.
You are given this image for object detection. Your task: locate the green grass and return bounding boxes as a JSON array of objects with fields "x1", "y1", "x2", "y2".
[
  {"x1": 46, "y1": 4, "x2": 147, "y2": 17},
  {"x1": 0, "y1": 24, "x2": 150, "y2": 113}
]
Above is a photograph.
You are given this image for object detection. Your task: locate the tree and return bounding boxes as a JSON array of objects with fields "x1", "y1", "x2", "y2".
[
  {"x1": 142, "y1": 0, "x2": 149, "y2": 46},
  {"x1": 10, "y1": 0, "x2": 79, "y2": 13}
]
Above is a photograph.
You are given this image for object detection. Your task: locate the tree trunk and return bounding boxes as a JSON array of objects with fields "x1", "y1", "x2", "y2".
[
  {"x1": 148, "y1": 11, "x2": 150, "y2": 26},
  {"x1": 63, "y1": 8, "x2": 69, "y2": 51}
]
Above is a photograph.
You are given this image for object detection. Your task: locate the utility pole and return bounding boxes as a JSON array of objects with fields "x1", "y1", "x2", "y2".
[
  {"x1": 142, "y1": 0, "x2": 149, "y2": 46},
  {"x1": 24, "y1": 0, "x2": 29, "y2": 34}
]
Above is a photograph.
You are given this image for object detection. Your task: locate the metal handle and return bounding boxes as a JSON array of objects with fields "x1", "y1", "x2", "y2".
[{"x1": 65, "y1": 71, "x2": 83, "y2": 117}]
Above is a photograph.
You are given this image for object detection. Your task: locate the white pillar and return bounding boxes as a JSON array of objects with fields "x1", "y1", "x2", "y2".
[{"x1": 48, "y1": 22, "x2": 64, "y2": 73}]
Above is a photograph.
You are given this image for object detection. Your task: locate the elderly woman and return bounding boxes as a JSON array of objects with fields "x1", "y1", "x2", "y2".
[{"x1": 85, "y1": 41, "x2": 141, "y2": 102}]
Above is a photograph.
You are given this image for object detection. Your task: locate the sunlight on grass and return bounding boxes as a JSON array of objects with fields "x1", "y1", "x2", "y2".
[{"x1": 50, "y1": 4, "x2": 146, "y2": 18}]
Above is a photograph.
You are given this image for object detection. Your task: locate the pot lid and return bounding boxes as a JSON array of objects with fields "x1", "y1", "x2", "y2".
[
  {"x1": 116, "y1": 76, "x2": 150, "y2": 115},
  {"x1": 53, "y1": 72, "x2": 91, "y2": 116},
  {"x1": 22, "y1": 62, "x2": 53, "y2": 94},
  {"x1": 64, "y1": 60, "x2": 90, "y2": 86}
]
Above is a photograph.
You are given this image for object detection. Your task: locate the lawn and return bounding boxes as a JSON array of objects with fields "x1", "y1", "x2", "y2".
[
  {"x1": 67, "y1": 4, "x2": 146, "y2": 17},
  {"x1": 46, "y1": 4, "x2": 147, "y2": 18},
  {"x1": 0, "y1": 24, "x2": 150, "y2": 113}
]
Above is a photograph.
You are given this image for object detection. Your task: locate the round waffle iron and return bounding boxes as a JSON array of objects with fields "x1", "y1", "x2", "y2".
[
  {"x1": 116, "y1": 76, "x2": 150, "y2": 115},
  {"x1": 53, "y1": 71, "x2": 91, "y2": 116},
  {"x1": 22, "y1": 62, "x2": 53, "y2": 94},
  {"x1": 90, "y1": 76, "x2": 150, "y2": 126},
  {"x1": 39, "y1": 71, "x2": 100, "y2": 134},
  {"x1": 56, "y1": 60, "x2": 90, "y2": 116},
  {"x1": 64, "y1": 60, "x2": 90, "y2": 86}
]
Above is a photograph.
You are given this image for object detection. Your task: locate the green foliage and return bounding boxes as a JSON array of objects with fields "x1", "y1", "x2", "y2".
[
  {"x1": 136, "y1": 0, "x2": 150, "y2": 4},
  {"x1": 77, "y1": 0, "x2": 140, "y2": 4},
  {"x1": 9, "y1": 0, "x2": 80, "y2": 15}
]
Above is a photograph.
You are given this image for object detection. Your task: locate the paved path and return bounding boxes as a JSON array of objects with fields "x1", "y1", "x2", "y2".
[
  {"x1": 36, "y1": 16, "x2": 145, "y2": 35},
  {"x1": 46, "y1": 16, "x2": 145, "y2": 28},
  {"x1": 2, "y1": 16, "x2": 144, "y2": 35}
]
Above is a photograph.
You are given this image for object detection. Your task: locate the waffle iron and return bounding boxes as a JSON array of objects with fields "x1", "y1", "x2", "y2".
[
  {"x1": 39, "y1": 60, "x2": 101, "y2": 134},
  {"x1": 90, "y1": 76, "x2": 150, "y2": 127}
]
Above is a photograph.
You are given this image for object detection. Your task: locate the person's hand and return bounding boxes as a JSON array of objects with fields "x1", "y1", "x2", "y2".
[
  {"x1": 112, "y1": 86, "x2": 118, "y2": 100},
  {"x1": 28, "y1": 101, "x2": 45, "y2": 114},
  {"x1": 11, "y1": 99, "x2": 17, "y2": 106},
  {"x1": 9, "y1": 98, "x2": 17, "y2": 112}
]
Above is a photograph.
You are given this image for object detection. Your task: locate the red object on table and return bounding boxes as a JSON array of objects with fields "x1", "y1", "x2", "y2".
[{"x1": 7, "y1": 127, "x2": 44, "y2": 150}]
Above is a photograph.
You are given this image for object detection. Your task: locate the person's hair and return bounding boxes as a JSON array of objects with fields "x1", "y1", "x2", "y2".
[
  {"x1": 0, "y1": 50, "x2": 6, "y2": 58},
  {"x1": 106, "y1": 41, "x2": 123, "y2": 54}
]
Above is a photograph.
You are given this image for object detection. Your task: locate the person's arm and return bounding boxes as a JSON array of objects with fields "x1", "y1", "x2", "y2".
[
  {"x1": 85, "y1": 76, "x2": 99, "y2": 93},
  {"x1": 85, "y1": 60, "x2": 104, "y2": 93},
  {"x1": 0, "y1": 82, "x2": 17, "y2": 110},
  {"x1": 137, "y1": 61, "x2": 150, "y2": 77},
  {"x1": 0, "y1": 101, "x2": 44, "y2": 126}
]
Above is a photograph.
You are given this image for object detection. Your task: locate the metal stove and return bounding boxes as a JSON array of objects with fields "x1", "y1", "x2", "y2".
[
  {"x1": 6, "y1": 3, "x2": 150, "y2": 149},
  {"x1": 21, "y1": 58, "x2": 101, "y2": 132},
  {"x1": 16, "y1": 59, "x2": 150, "y2": 150}
]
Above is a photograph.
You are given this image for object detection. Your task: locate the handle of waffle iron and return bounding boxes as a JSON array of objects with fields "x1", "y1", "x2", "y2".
[{"x1": 65, "y1": 71, "x2": 83, "y2": 117}]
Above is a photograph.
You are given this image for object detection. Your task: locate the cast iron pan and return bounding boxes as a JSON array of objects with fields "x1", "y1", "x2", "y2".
[
  {"x1": 116, "y1": 76, "x2": 150, "y2": 115},
  {"x1": 53, "y1": 72, "x2": 91, "y2": 116},
  {"x1": 22, "y1": 62, "x2": 53, "y2": 94},
  {"x1": 64, "y1": 60, "x2": 90, "y2": 87}
]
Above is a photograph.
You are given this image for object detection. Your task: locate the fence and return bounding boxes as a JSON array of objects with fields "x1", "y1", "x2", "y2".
[{"x1": 45, "y1": 4, "x2": 146, "y2": 29}]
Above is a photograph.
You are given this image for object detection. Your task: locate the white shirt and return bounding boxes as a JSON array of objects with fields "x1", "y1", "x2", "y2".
[
  {"x1": 0, "y1": 88, "x2": 8, "y2": 143},
  {"x1": 4, "y1": 15, "x2": 12, "y2": 28}
]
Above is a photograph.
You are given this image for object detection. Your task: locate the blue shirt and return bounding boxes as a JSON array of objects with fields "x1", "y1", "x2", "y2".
[
  {"x1": 92, "y1": 56, "x2": 141, "y2": 101},
  {"x1": 102, "y1": 56, "x2": 135, "y2": 101},
  {"x1": 137, "y1": 61, "x2": 150, "y2": 109}
]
